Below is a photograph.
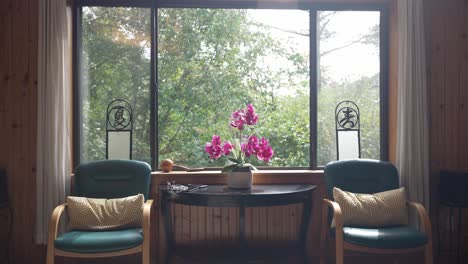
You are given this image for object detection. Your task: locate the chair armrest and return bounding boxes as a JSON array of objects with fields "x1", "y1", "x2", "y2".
[
  {"x1": 407, "y1": 201, "x2": 432, "y2": 235},
  {"x1": 142, "y1": 200, "x2": 153, "y2": 261},
  {"x1": 47, "y1": 204, "x2": 67, "y2": 246},
  {"x1": 322, "y1": 199, "x2": 344, "y2": 231},
  {"x1": 321, "y1": 199, "x2": 344, "y2": 259},
  {"x1": 143, "y1": 199, "x2": 153, "y2": 232}
]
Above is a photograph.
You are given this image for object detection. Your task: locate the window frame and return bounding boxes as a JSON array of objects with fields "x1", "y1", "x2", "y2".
[{"x1": 72, "y1": 0, "x2": 389, "y2": 170}]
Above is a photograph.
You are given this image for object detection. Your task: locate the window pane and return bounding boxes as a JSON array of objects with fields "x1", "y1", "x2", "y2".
[
  {"x1": 158, "y1": 9, "x2": 310, "y2": 167},
  {"x1": 317, "y1": 11, "x2": 381, "y2": 166},
  {"x1": 80, "y1": 7, "x2": 151, "y2": 164}
]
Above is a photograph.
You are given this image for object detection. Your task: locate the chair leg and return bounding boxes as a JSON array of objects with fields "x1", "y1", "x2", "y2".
[
  {"x1": 319, "y1": 236, "x2": 329, "y2": 264},
  {"x1": 425, "y1": 244, "x2": 433, "y2": 264},
  {"x1": 46, "y1": 246, "x2": 54, "y2": 264},
  {"x1": 335, "y1": 238, "x2": 344, "y2": 264},
  {"x1": 143, "y1": 249, "x2": 150, "y2": 264}
]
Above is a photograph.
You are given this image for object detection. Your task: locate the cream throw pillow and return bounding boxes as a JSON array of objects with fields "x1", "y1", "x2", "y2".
[
  {"x1": 67, "y1": 194, "x2": 144, "y2": 231},
  {"x1": 333, "y1": 187, "x2": 408, "y2": 227}
]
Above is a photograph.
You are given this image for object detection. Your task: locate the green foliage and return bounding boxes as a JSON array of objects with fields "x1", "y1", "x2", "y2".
[{"x1": 80, "y1": 7, "x2": 381, "y2": 168}]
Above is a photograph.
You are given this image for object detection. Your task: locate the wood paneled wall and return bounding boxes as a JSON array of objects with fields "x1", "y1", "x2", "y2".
[
  {"x1": 3, "y1": 0, "x2": 468, "y2": 263},
  {"x1": 425, "y1": 0, "x2": 468, "y2": 260},
  {"x1": 0, "y1": 0, "x2": 45, "y2": 264}
]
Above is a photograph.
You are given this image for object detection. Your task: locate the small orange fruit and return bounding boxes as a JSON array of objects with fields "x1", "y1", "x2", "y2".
[{"x1": 160, "y1": 159, "x2": 174, "y2": 172}]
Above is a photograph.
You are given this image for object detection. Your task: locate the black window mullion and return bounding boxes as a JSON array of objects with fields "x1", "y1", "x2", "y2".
[
  {"x1": 380, "y1": 7, "x2": 389, "y2": 161},
  {"x1": 150, "y1": 8, "x2": 158, "y2": 169},
  {"x1": 310, "y1": 8, "x2": 318, "y2": 170},
  {"x1": 76, "y1": 0, "x2": 155, "y2": 8},
  {"x1": 72, "y1": 5, "x2": 83, "y2": 170}
]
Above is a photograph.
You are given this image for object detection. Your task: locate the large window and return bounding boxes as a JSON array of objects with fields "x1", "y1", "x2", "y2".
[{"x1": 73, "y1": 1, "x2": 388, "y2": 170}]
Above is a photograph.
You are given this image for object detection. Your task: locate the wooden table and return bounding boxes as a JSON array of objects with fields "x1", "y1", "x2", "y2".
[{"x1": 161, "y1": 184, "x2": 316, "y2": 264}]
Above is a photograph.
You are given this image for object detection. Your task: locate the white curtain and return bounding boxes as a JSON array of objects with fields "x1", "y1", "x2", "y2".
[
  {"x1": 396, "y1": 0, "x2": 429, "y2": 210},
  {"x1": 36, "y1": 0, "x2": 71, "y2": 244}
]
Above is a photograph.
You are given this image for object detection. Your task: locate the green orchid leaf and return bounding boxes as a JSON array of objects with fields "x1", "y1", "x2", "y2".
[
  {"x1": 243, "y1": 163, "x2": 258, "y2": 170},
  {"x1": 222, "y1": 164, "x2": 238, "y2": 173},
  {"x1": 228, "y1": 157, "x2": 240, "y2": 164}
]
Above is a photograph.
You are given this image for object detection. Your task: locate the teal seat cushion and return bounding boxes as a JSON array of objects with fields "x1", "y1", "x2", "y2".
[
  {"x1": 55, "y1": 228, "x2": 143, "y2": 253},
  {"x1": 342, "y1": 226, "x2": 428, "y2": 249}
]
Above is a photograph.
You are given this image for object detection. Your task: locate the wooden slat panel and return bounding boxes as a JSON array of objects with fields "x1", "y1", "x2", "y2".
[
  {"x1": 206, "y1": 207, "x2": 214, "y2": 241},
  {"x1": 246, "y1": 207, "x2": 253, "y2": 240},
  {"x1": 197, "y1": 206, "x2": 206, "y2": 241},
  {"x1": 189, "y1": 206, "x2": 197, "y2": 242},
  {"x1": 221, "y1": 208, "x2": 229, "y2": 240},
  {"x1": 175, "y1": 203, "x2": 183, "y2": 243},
  {"x1": 213, "y1": 207, "x2": 222, "y2": 240},
  {"x1": 228, "y1": 208, "x2": 237, "y2": 242},
  {"x1": 182, "y1": 205, "x2": 191, "y2": 243}
]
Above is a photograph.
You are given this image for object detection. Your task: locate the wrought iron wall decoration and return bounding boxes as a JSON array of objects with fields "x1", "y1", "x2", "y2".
[
  {"x1": 106, "y1": 99, "x2": 133, "y2": 160},
  {"x1": 335, "y1": 101, "x2": 361, "y2": 160}
]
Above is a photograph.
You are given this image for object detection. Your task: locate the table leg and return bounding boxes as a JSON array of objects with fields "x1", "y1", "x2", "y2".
[
  {"x1": 161, "y1": 194, "x2": 174, "y2": 264},
  {"x1": 300, "y1": 194, "x2": 312, "y2": 264},
  {"x1": 450, "y1": 207, "x2": 453, "y2": 261},
  {"x1": 457, "y1": 207, "x2": 462, "y2": 264}
]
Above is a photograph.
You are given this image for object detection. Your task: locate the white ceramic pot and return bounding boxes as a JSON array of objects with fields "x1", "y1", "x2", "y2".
[{"x1": 227, "y1": 171, "x2": 253, "y2": 189}]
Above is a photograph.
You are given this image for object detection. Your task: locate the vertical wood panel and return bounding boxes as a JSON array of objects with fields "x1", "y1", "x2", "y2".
[
  {"x1": 221, "y1": 208, "x2": 229, "y2": 240},
  {"x1": 426, "y1": 0, "x2": 468, "y2": 260},
  {"x1": 197, "y1": 206, "x2": 206, "y2": 241},
  {"x1": 443, "y1": 0, "x2": 462, "y2": 170},
  {"x1": 458, "y1": 0, "x2": 468, "y2": 172},
  {"x1": 175, "y1": 204, "x2": 182, "y2": 243},
  {"x1": 213, "y1": 207, "x2": 222, "y2": 240},
  {"x1": 189, "y1": 206, "x2": 197, "y2": 242},
  {"x1": 206, "y1": 207, "x2": 214, "y2": 241},
  {"x1": 228, "y1": 208, "x2": 237, "y2": 242},
  {"x1": 182, "y1": 205, "x2": 191, "y2": 243},
  {"x1": 246, "y1": 207, "x2": 253, "y2": 240}
]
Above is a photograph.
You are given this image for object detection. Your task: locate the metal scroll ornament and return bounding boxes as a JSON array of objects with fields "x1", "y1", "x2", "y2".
[
  {"x1": 335, "y1": 101, "x2": 361, "y2": 160},
  {"x1": 106, "y1": 99, "x2": 133, "y2": 159}
]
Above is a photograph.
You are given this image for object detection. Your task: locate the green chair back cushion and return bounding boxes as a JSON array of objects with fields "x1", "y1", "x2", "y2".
[
  {"x1": 73, "y1": 160, "x2": 151, "y2": 199},
  {"x1": 324, "y1": 159, "x2": 399, "y2": 199}
]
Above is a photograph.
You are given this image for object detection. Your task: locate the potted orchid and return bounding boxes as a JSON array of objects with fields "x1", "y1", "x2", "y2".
[{"x1": 205, "y1": 104, "x2": 274, "y2": 188}]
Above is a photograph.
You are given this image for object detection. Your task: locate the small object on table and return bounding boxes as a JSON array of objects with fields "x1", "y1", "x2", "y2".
[
  {"x1": 166, "y1": 182, "x2": 208, "y2": 193},
  {"x1": 160, "y1": 159, "x2": 204, "y2": 172},
  {"x1": 160, "y1": 159, "x2": 174, "y2": 172}
]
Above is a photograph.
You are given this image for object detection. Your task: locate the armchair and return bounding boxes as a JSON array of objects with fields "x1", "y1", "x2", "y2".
[
  {"x1": 320, "y1": 159, "x2": 432, "y2": 264},
  {"x1": 46, "y1": 160, "x2": 153, "y2": 264}
]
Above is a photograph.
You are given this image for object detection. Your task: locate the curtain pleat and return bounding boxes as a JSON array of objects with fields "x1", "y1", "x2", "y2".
[
  {"x1": 36, "y1": 0, "x2": 71, "y2": 244},
  {"x1": 396, "y1": 0, "x2": 430, "y2": 210}
]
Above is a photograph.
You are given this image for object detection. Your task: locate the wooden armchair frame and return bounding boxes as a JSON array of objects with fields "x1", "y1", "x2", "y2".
[
  {"x1": 46, "y1": 200, "x2": 153, "y2": 264},
  {"x1": 319, "y1": 199, "x2": 433, "y2": 264}
]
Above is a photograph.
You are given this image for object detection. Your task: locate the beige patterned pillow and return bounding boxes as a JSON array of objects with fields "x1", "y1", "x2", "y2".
[
  {"x1": 333, "y1": 187, "x2": 408, "y2": 227},
  {"x1": 67, "y1": 194, "x2": 144, "y2": 231}
]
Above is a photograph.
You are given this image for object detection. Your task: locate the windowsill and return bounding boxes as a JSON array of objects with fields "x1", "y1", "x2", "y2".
[
  {"x1": 151, "y1": 170, "x2": 325, "y2": 186},
  {"x1": 151, "y1": 169, "x2": 324, "y2": 175}
]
